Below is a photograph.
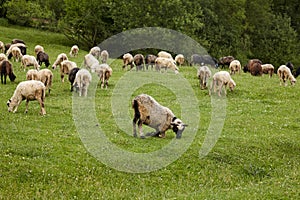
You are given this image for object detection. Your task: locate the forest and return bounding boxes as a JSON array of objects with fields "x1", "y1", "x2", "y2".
[{"x1": 0, "y1": 0, "x2": 300, "y2": 68}]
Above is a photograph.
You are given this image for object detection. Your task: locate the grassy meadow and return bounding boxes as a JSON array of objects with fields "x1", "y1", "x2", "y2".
[{"x1": 0, "y1": 25, "x2": 300, "y2": 199}]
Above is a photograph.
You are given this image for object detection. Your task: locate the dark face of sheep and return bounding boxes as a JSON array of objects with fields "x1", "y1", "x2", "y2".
[
  {"x1": 7, "y1": 99, "x2": 14, "y2": 112},
  {"x1": 171, "y1": 117, "x2": 187, "y2": 139}
]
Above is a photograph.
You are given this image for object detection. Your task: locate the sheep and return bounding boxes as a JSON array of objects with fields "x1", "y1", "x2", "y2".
[
  {"x1": 84, "y1": 53, "x2": 99, "y2": 72},
  {"x1": 69, "y1": 45, "x2": 79, "y2": 57},
  {"x1": 132, "y1": 94, "x2": 187, "y2": 139},
  {"x1": 294, "y1": 67, "x2": 300, "y2": 78},
  {"x1": 175, "y1": 54, "x2": 185, "y2": 66},
  {"x1": 0, "y1": 60, "x2": 16, "y2": 84},
  {"x1": 286, "y1": 62, "x2": 294, "y2": 73},
  {"x1": 100, "y1": 50, "x2": 109, "y2": 63},
  {"x1": 190, "y1": 54, "x2": 218, "y2": 68},
  {"x1": 34, "y1": 45, "x2": 44, "y2": 55},
  {"x1": 73, "y1": 69, "x2": 92, "y2": 97},
  {"x1": 37, "y1": 51, "x2": 50, "y2": 68},
  {"x1": 26, "y1": 69, "x2": 39, "y2": 81},
  {"x1": 133, "y1": 54, "x2": 145, "y2": 71},
  {"x1": 89, "y1": 46, "x2": 101, "y2": 60},
  {"x1": 122, "y1": 53, "x2": 134, "y2": 70},
  {"x1": 6, "y1": 43, "x2": 27, "y2": 58},
  {"x1": 229, "y1": 60, "x2": 241, "y2": 75},
  {"x1": 155, "y1": 57, "x2": 179, "y2": 74},
  {"x1": 60, "y1": 60, "x2": 77, "y2": 82},
  {"x1": 218, "y1": 56, "x2": 235, "y2": 68},
  {"x1": 243, "y1": 59, "x2": 263, "y2": 76},
  {"x1": 210, "y1": 71, "x2": 236, "y2": 97},
  {"x1": 197, "y1": 65, "x2": 212, "y2": 90},
  {"x1": 38, "y1": 69, "x2": 53, "y2": 95},
  {"x1": 4, "y1": 43, "x2": 11, "y2": 53},
  {"x1": 277, "y1": 65, "x2": 296, "y2": 86},
  {"x1": 261, "y1": 64, "x2": 274, "y2": 78},
  {"x1": 0, "y1": 41, "x2": 4, "y2": 53},
  {"x1": 52, "y1": 53, "x2": 68, "y2": 69},
  {"x1": 158, "y1": 51, "x2": 173, "y2": 59},
  {"x1": 7, "y1": 80, "x2": 46, "y2": 115},
  {"x1": 94, "y1": 63, "x2": 113, "y2": 89},
  {"x1": 69, "y1": 67, "x2": 80, "y2": 92},
  {"x1": 0, "y1": 53, "x2": 7, "y2": 62},
  {"x1": 21, "y1": 55, "x2": 40, "y2": 71},
  {"x1": 12, "y1": 39, "x2": 25, "y2": 44},
  {"x1": 145, "y1": 54, "x2": 157, "y2": 70},
  {"x1": 11, "y1": 46, "x2": 23, "y2": 62}
]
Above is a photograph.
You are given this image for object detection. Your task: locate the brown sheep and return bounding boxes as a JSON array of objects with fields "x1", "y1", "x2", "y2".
[
  {"x1": 244, "y1": 59, "x2": 263, "y2": 76},
  {"x1": 0, "y1": 60, "x2": 16, "y2": 84}
]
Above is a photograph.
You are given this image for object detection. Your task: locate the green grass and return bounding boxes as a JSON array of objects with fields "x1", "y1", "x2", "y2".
[{"x1": 0, "y1": 25, "x2": 300, "y2": 199}]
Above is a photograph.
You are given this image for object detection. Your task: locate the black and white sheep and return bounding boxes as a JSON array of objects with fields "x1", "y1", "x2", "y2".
[
  {"x1": 94, "y1": 63, "x2": 113, "y2": 89},
  {"x1": 100, "y1": 50, "x2": 109, "y2": 63},
  {"x1": 68, "y1": 67, "x2": 80, "y2": 92},
  {"x1": 132, "y1": 94, "x2": 187, "y2": 139},
  {"x1": 210, "y1": 71, "x2": 236, "y2": 97},
  {"x1": 197, "y1": 65, "x2": 212, "y2": 90},
  {"x1": 69, "y1": 45, "x2": 79, "y2": 57},
  {"x1": 155, "y1": 57, "x2": 179, "y2": 74},
  {"x1": 52, "y1": 53, "x2": 68, "y2": 69},
  {"x1": 73, "y1": 69, "x2": 92, "y2": 97},
  {"x1": 7, "y1": 80, "x2": 46, "y2": 115},
  {"x1": 0, "y1": 60, "x2": 16, "y2": 84},
  {"x1": 278, "y1": 65, "x2": 296, "y2": 86}
]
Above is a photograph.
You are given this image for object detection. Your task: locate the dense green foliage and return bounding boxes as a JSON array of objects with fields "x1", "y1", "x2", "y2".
[{"x1": 0, "y1": 0, "x2": 299, "y2": 67}]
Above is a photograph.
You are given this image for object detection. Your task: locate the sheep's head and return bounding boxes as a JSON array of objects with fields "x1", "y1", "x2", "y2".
[
  {"x1": 229, "y1": 79, "x2": 236, "y2": 91},
  {"x1": 171, "y1": 117, "x2": 188, "y2": 139},
  {"x1": 7, "y1": 99, "x2": 15, "y2": 112},
  {"x1": 290, "y1": 77, "x2": 297, "y2": 86}
]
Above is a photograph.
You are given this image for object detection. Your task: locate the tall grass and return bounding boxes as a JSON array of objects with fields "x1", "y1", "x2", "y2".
[{"x1": 0, "y1": 25, "x2": 299, "y2": 199}]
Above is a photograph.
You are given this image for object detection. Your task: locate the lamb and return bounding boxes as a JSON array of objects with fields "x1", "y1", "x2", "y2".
[
  {"x1": 0, "y1": 53, "x2": 8, "y2": 62},
  {"x1": 0, "y1": 41, "x2": 4, "y2": 53},
  {"x1": 122, "y1": 53, "x2": 134, "y2": 70},
  {"x1": 37, "y1": 69, "x2": 53, "y2": 95},
  {"x1": 133, "y1": 54, "x2": 145, "y2": 71},
  {"x1": 89, "y1": 46, "x2": 101, "y2": 60},
  {"x1": 21, "y1": 55, "x2": 40, "y2": 71},
  {"x1": 52, "y1": 53, "x2": 68, "y2": 69},
  {"x1": 100, "y1": 50, "x2": 109, "y2": 63},
  {"x1": 11, "y1": 46, "x2": 23, "y2": 62},
  {"x1": 175, "y1": 54, "x2": 185, "y2": 66},
  {"x1": 229, "y1": 60, "x2": 241, "y2": 75},
  {"x1": 277, "y1": 65, "x2": 296, "y2": 86},
  {"x1": 34, "y1": 45, "x2": 44, "y2": 55},
  {"x1": 155, "y1": 57, "x2": 179, "y2": 74},
  {"x1": 7, "y1": 80, "x2": 46, "y2": 115},
  {"x1": 158, "y1": 51, "x2": 173, "y2": 59},
  {"x1": 60, "y1": 60, "x2": 77, "y2": 82},
  {"x1": 69, "y1": 45, "x2": 79, "y2": 57},
  {"x1": 26, "y1": 69, "x2": 39, "y2": 81},
  {"x1": 68, "y1": 67, "x2": 80, "y2": 92},
  {"x1": 94, "y1": 63, "x2": 113, "y2": 89},
  {"x1": 197, "y1": 66, "x2": 212, "y2": 90},
  {"x1": 36, "y1": 51, "x2": 50, "y2": 68},
  {"x1": 210, "y1": 71, "x2": 236, "y2": 97},
  {"x1": 84, "y1": 53, "x2": 99, "y2": 72},
  {"x1": 261, "y1": 64, "x2": 274, "y2": 78},
  {"x1": 73, "y1": 69, "x2": 92, "y2": 97},
  {"x1": 145, "y1": 54, "x2": 157, "y2": 70},
  {"x1": 132, "y1": 94, "x2": 187, "y2": 139},
  {"x1": 0, "y1": 60, "x2": 16, "y2": 84}
]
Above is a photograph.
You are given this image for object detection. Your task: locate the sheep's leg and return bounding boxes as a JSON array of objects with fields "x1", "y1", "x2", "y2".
[
  {"x1": 218, "y1": 82, "x2": 224, "y2": 97},
  {"x1": 37, "y1": 98, "x2": 46, "y2": 115},
  {"x1": 25, "y1": 99, "x2": 29, "y2": 113},
  {"x1": 133, "y1": 118, "x2": 138, "y2": 138},
  {"x1": 61, "y1": 74, "x2": 64, "y2": 83}
]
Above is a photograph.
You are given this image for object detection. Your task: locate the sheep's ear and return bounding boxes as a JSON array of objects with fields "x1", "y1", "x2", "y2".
[{"x1": 7, "y1": 99, "x2": 11, "y2": 106}]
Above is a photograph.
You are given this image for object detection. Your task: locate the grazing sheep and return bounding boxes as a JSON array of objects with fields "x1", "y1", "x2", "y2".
[
  {"x1": 229, "y1": 60, "x2": 241, "y2": 75},
  {"x1": 175, "y1": 54, "x2": 185, "y2": 66},
  {"x1": 11, "y1": 46, "x2": 23, "y2": 62},
  {"x1": 12, "y1": 39, "x2": 25, "y2": 44},
  {"x1": 69, "y1": 45, "x2": 79, "y2": 57},
  {"x1": 145, "y1": 54, "x2": 157, "y2": 70},
  {"x1": 26, "y1": 69, "x2": 39, "y2": 80},
  {"x1": 4, "y1": 43, "x2": 11, "y2": 53},
  {"x1": 89, "y1": 46, "x2": 101, "y2": 60},
  {"x1": 0, "y1": 41, "x2": 4, "y2": 53},
  {"x1": 0, "y1": 53, "x2": 8, "y2": 62},
  {"x1": 261, "y1": 64, "x2": 274, "y2": 78},
  {"x1": 155, "y1": 57, "x2": 179, "y2": 74},
  {"x1": 122, "y1": 53, "x2": 134, "y2": 70},
  {"x1": 100, "y1": 50, "x2": 109, "y2": 63},
  {"x1": 38, "y1": 69, "x2": 53, "y2": 95},
  {"x1": 69, "y1": 67, "x2": 80, "y2": 92},
  {"x1": 94, "y1": 63, "x2": 113, "y2": 89},
  {"x1": 21, "y1": 55, "x2": 40, "y2": 71},
  {"x1": 84, "y1": 53, "x2": 99, "y2": 72},
  {"x1": 277, "y1": 65, "x2": 296, "y2": 86},
  {"x1": 73, "y1": 69, "x2": 92, "y2": 97},
  {"x1": 52, "y1": 53, "x2": 68, "y2": 69},
  {"x1": 133, "y1": 54, "x2": 145, "y2": 71},
  {"x1": 210, "y1": 71, "x2": 236, "y2": 97},
  {"x1": 0, "y1": 60, "x2": 16, "y2": 84},
  {"x1": 60, "y1": 60, "x2": 77, "y2": 82},
  {"x1": 158, "y1": 51, "x2": 173, "y2": 59},
  {"x1": 34, "y1": 45, "x2": 44, "y2": 55},
  {"x1": 218, "y1": 56, "x2": 235, "y2": 68},
  {"x1": 132, "y1": 94, "x2": 187, "y2": 139},
  {"x1": 36, "y1": 51, "x2": 50, "y2": 68},
  {"x1": 7, "y1": 80, "x2": 46, "y2": 115},
  {"x1": 243, "y1": 59, "x2": 263, "y2": 76},
  {"x1": 6, "y1": 43, "x2": 27, "y2": 58},
  {"x1": 197, "y1": 66, "x2": 212, "y2": 90},
  {"x1": 190, "y1": 54, "x2": 218, "y2": 68},
  {"x1": 286, "y1": 62, "x2": 294, "y2": 73}
]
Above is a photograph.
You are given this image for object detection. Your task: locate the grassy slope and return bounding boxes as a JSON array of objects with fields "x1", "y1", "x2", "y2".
[{"x1": 0, "y1": 25, "x2": 299, "y2": 199}]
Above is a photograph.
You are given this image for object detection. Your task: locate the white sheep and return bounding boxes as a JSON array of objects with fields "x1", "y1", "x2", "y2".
[
  {"x1": 175, "y1": 54, "x2": 185, "y2": 66},
  {"x1": 7, "y1": 80, "x2": 46, "y2": 115},
  {"x1": 132, "y1": 94, "x2": 187, "y2": 139},
  {"x1": 38, "y1": 69, "x2": 53, "y2": 95},
  {"x1": 229, "y1": 60, "x2": 241, "y2": 75},
  {"x1": 89, "y1": 46, "x2": 101, "y2": 60},
  {"x1": 52, "y1": 53, "x2": 68, "y2": 69},
  {"x1": 21, "y1": 55, "x2": 40, "y2": 71},
  {"x1": 122, "y1": 53, "x2": 134, "y2": 70},
  {"x1": 158, "y1": 51, "x2": 173, "y2": 59},
  {"x1": 210, "y1": 71, "x2": 236, "y2": 97},
  {"x1": 11, "y1": 46, "x2": 23, "y2": 62},
  {"x1": 155, "y1": 57, "x2": 179, "y2": 74},
  {"x1": 84, "y1": 53, "x2": 99, "y2": 72},
  {"x1": 261, "y1": 64, "x2": 274, "y2": 78},
  {"x1": 6, "y1": 43, "x2": 26, "y2": 57},
  {"x1": 73, "y1": 69, "x2": 92, "y2": 97},
  {"x1": 0, "y1": 53, "x2": 7, "y2": 62},
  {"x1": 277, "y1": 65, "x2": 296, "y2": 86},
  {"x1": 197, "y1": 66, "x2": 212, "y2": 90},
  {"x1": 34, "y1": 45, "x2": 44, "y2": 55},
  {"x1": 26, "y1": 69, "x2": 39, "y2": 81},
  {"x1": 69, "y1": 45, "x2": 79, "y2": 57},
  {"x1": 94, "y1": 63, "x2": 113, "y2": 89},
  {"x1": 0, "y1": 41, "x2": 4, "y2": 53},
  {"x1": 100, "y1": 50, "x2": 109, "y2": 63},
  {"x1": 60, "y1": 60, "x2": 77, "y2": 82}
]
